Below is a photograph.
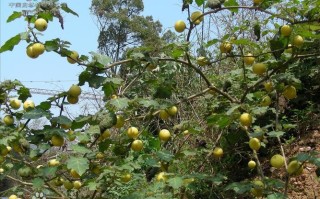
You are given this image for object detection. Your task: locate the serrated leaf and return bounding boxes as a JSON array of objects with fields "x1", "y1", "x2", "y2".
[
  {"x1": 60, "y1": 3, "x2": 79, "y2": 17},
  {"x1": 110, "y1": 98, "x2": 130, "y2": 109},
  {"x1": 71, "y1": 145, "x2": 92, "y2": 154},
  {"x1": 23, "y1": 109, "x2": 50, "y2": 119},
  {"x1": 138, "y1": 99, "x2": 160, "y2": 108},
  {"x1": 32, "y1": 178, "x2": 45, "y2": 190},
  {"x1": 157, "y1": 150, "x2": 174, "y2": 162},
  {"x1": 168, "y1": 177, "x2": 183, "y2": 189},
  {"x1": 7, "y1": 11, "x2": 22, "y2": 22},
  {"x1": 66, "y1": 157, "x2": 89, "y2": 176},
  {"x1": 17, "y1": 87, "x2": 31, "y2": 101},
  {"x1": 91, "y1": 52, "x2": 112, "y2": 66},
  {"x1": 0, "y1": 136, "x2": 16, "y2": 145},
  {"x1": 267, "y1": 131, "x2": 285, "y2": 137},
  {"x1": 87, "y1": 181, "x2": 99, "y2": 191},
  {"x1": 38, "y1": 167, "x2": 57, "y2": 178},
  {"x1": 0, "y1": 34, "x2": 21, "y2": 53},
  {"x1": 55, "y1": 115, "x2": 72, "y2": 125}
]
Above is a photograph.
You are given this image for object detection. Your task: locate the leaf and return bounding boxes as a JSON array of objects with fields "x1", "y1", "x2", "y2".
[
  {"x1": 23, "y1": 109, "x2": 50, "y2": 119},
  {"x1": 225, "y1": 181, "x2": 252, "y2": 194},
  {"x1": 226, "y1": 104, "x2": 240, "y2": 115},
  {"x1": 17, "y1": 87, "x2": 31, "y2": 101},
  {"x1": 138, "y1": 99, "x2": 160, "y2": 108},
  {"x1": 32, "y1": 178, "x2": 45, "y2": 190},
  {"x1": 205, "y1": 39, "x2": 218, "y2": 47},
  {"x1": 224, "y1": 0, "x2": 239, "y2": 13},
  {"x1": 104, "y1": 77, "x2": 123, "y2": 85},
  {"x1": 267, "y1": 193, "x2": 286, "y2": 199},
  {"x1": 38, "y1": 101, "x2": 51, "y2": 111},
  {"x1": 44, "y1": 40, "x2": 60, "y2": 51},
  {"x1": 66, "y1": 157, "x2": 89, "y2": 176},
  {"x1": 55, "y1": 115, "x2": 72, "y2": 125},
  {"x1": 267, "y1": 131, "x2": 285, "y2": 137},
  {"x1": 207, "y1": 114, "x2": 231, "y2": 128},
  {"x1": 60, "y1": 3, "x2": 79, "y2": 17},
  {"x1": 110, "y1": 98, "x2": 130, "y2": 109},
  {"x1": 7, "y1": 11, "x2": 22, "y2": 22},
  {"x1": 38, "y1": 167, "x2": 57, "y2": 178},
  {"x1": 0, "y1": 34, "x2": 21, "y2": 53},
  {"x1": 87, "y1": 181, "x2": 100, "y2": 191},
  {"x1": 156, "y1": 150, "x2": 174, "y2": 162},
  {"x1": 168, "y1": 177, "x2": 183, "y2": 189},
  {"x1": 91, "y1": 52, "x2": 112, "y2": 66},
  {"x1": 195, "y1": 0, "x2": 205, "y2": 6},
  {"x1": 71, "y1": 145, "x2": 92, "y2": 154}
]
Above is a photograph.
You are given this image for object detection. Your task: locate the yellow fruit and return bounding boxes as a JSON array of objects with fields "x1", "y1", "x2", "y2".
[
  {"x1": 68, "y1": 85, "x2": 81, "y2": 97},
  {"x1": 220, "y1": 42, "x2": 232, "y2": 53},
  {"x1": 244, "y1": 53, "x2": 255, "y2": 65},
  {"x1": 51, "y1": 135, "x2": 64, "y2": 147},
  {"x1": 264, "y1": 81, "x2": 273, "y2": 92},
  {"x1": 26, "y1": 45, "x2": 39, "y2": 59},
  {"x1": 131, "y1": 140, "x2": 143, "y2": 151},
  {"x1": 61, "y1": 123, "x2": 71, "y2": 129},
  {"x1": 10, "y1": 98, "x2": 21, "y2": 110},
  {"x1": 287, "y1": 160, "x2": 303, "y2": 175},
  {"x1": 96, "y1": 152, "x2": 105, "y2": 159},
  {"x1": 212, "y1": 147, "x2": 223, "y2": 158},
  {"x1": 159, "y1": 129, "x2": 171, "y2": 142},
  {"x1": 121, "y1": 173, "x2": 132, "y2": 183},
  {"x1": 101, "y1": 129, "x2": 111, "y2": 139},
  {"x1": 167, "y1": 106, "x2": 178, "y2": 116},
  {"x1": 127, "y1": 127, "x2": 139, "y2": 139},
  {"x1": 146, "y1": 63, "x2": 157, "y2": 71},
  {"x1": 111, "y1": 94, "x2": 118, "y2": 99},
  {"x1": 248, "y1": 160, "x2": 256, "y2": 169},
  {"x1": 48, "y1": 159, "x2": 60, "y2": 167},
  {"x1": 280, "y1": 25, "x2": 292, "y2": 37},
  {"x1": 197, "y1": 56, "x2": 209, "y2": 66},
  {"x1": 174, "y1": 20, "x2": 186, "y2": 33},
  {"x1": 249, "y1": 138, "x2": 261, "y2": 151},
  {"x1": 35, "y1": 18, "x2": 47, "y2": 31},
  {"x1": 183, "y1": 178, "x2": 195, "y2": 186},
  {"x1": 53, "y1": 177, "x2": 64, "y2": 186},
  {"x1": 0, "y1": 168, "x2": 4, "y2": 173},
  {"x1": 3, "y1": 115, "x2": 14, "y2": 126},
  {"x1": 32, "y1": 43, "x2": 45, "y2": 55},
  {"x1": 240, "y1": 113, "x2": 252, "y2": 127},
  {"x1": 91, "y1": 165, "x2": 101, "y2": 175},
  {"x1": 159, "y1": 110, "x2": 169, "y2": 120},
  {"x1": 261, "y1": 95, "x2": 272, "y2": 107},
  {"x1": 67, "y1": 51, "x2": 79, "y2": 64},
  {"x1": 73, "y1": 180, "x2": 82, "y2": 189},
  {"x1": 156, "y1": 172, "x2": 168, "y2": 182},
  {"x1": 293, "y1": 35, "x2": 304, "y2": 48},
  {"x1": 115, "y1": 115, "x2": 125, "y2": 128},
  {"x1": 286, "y1": 44, "x2": 293, "y2": 53},
  {"x1": 67, "y1": 130, "x2": 76, "y2": 141},
  {"x1": 1, "y1": 146, "x2": 11, "y2": 156},
  {"x1": 67, "y1": 95, "x2": 79, "y2": 104},
  {"x1": 9, "y1": 195, "x2": 18, "y2": 199},
  {"x1": 270, "y1": 154, "x2": 285, "y2": 168},
  {"x1": 251, "y1": 180, "x2": 264, "y2": 197},
  {"x1": 183, "y1": 130, "x2": 189, "y2": 135},
  {"x1": 63, "y1": 180, "x2": 74, "y2": 190},
  {"x1": 23, "y1": 99, "x2": 35, "y2": 110},
  {"x1": 190, "y1": 11, "x2": 203, "y2": 25},
  {"x1": 252, "y1": 63, "x2": 267, "y2": 75},
  {"x1": 70, "y1": 169, "x2": 81, "y2": 178},
  {"x1": 283, "y1": 85, "x2": 297, "y2": 100},
  {"x1": 253, "y1": 0, "x2": 262, "y2": 5}
]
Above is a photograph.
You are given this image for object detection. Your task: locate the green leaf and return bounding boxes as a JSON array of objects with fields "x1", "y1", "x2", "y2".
[
  {"x1": 138, "y1": 99, "x2": 160, "y2": 108},
  {"x1": 7, "y1": 11, "x2": 22, "y2": 22},
  {"x1": 23, "y1": 109, "x2": 50, "y2": 119},
  {"x1": 38, "y1": 167, "x2": 57, "y2": 178},
  {"x1": 55, "y1": 115, "x2": 72, "y2": 126},
  {"x1": 60, "y1": 3, "x2": 79, "y2": 17},
  {"x1": 104, "y1": 77, "x2": 123, "y2": 85},
  {"x1": 207, "y1": 114, "x2": 231, "y2": 128},
  {"x1": 18, "y1": 87, "x2": 31, "y2": 101},
  {"x1": 32, "y1": 178, "x2": 45, "y2": 190},
  {"x1": 224, "y1": 0, "x2": 239, "y2": 13},
  {"x1": 226, "y1": 104, "x2": 240, "y2": 115},
  {"x1": 44, "y1": 40, "x2": 60, "y2": 51},
  {"x1": 267, "y1": 131, "x2": 285, "y2": 137},
  {"x1": 66, "y1": 157, "x2": 89, "y2": 176},
  {"x1": 110, "y1": 98, "x2": 130, "y2": 109},
  {"x1": 168, "y1": 177, "x2": 183, "y2": 189},
  {"x1": 0, "y1": 136, "x2": 16, "y2": 145},
  {"x1": 0, "y1": 34, "x2": 21, "y2": 53},
  {"x1": 195, "y1": 0, "x2": 205, "y2": 6},
  {"x1": 38, "y1": 101, "x2": 51, "y2": 110},
  {"x1": 157, "y1": 150, "x2": 174, "y2": 162},
  {"x1": 225, "y1": 181, "x2": 252, "y2": 194},
  {"x1": 87, "y1": 181, "x2": 100, "y2": 191},
  {"x1": 267, "y1": 193, "x2": 286, "y2": 199},
  {"x1": 71, "y1": 145, "x2": 92, "y2": 154},
  {"x1": 91, "y1": 52, "x2": 112, "y2": 66},
  {"x1": 205, "y1": 39, "x2": 218, "y2": 47}
]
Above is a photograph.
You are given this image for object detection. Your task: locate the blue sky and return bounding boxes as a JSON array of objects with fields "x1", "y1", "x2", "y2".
[{"x1": 0, "y1": 0, "x2": 187, "y2": 115}]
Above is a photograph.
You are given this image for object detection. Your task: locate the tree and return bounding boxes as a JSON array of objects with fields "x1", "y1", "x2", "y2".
[{"x1": 0, "y1": 0, "x2": 320, "y2": 198}]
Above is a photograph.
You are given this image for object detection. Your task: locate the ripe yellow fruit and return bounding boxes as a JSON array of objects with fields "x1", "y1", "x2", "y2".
[
  {"x1": 127, "y1": 127, "x2": 139, "y2": 139},
  {"x1": 174, "y1": 20, "x2": 186, "y2": 33},
  {"x1": 248, "y1": 160, "x2": 256, "y2": 169},
  {"x1": 261, "y1": 95, "x2": 272, "y2": 107},
  {"x1": 121, "y1": 173, "x2": 132, "y2": 183},
  {"x1": 293, "y1": 35, "x2": 304, "y2": 48},
  {"x1": 3, "y1": 115, "x2": 14, "y2": 126},
  {"x1": 220, "y1": 42, "x2": 232, "y2": 53},
  {"x1": 73, "y1": 180, "x2": 82, "y2": 189},
  {"x1": 96, "y1": 152, "x2": 105, "y2": 159},
  {"x1": 32, "y1": 43, "x2": 45, "y2": 55},
  {"x1": 244, "y1": 53, "x2": 255, "y2": 65},
  {"x1": 63, "y1": 180, "x2": 74, "y2": 190},
  {"x1": 212, "y1": 147, "x2": 223, "y2": 158},
  {"x1": 190, "y1": 11, "x2": 203, "y2": 25},
  {"x1": 23, "y1": 99, "x2": 35, "y2": 110},
  {"x1": 167, "y1": 106, "x2": 178, "y2": 116},
  {"x1": 252, "y1": 63, "x2": 267, "y2": 75},
  {"x1": 115, "y1": 115, "x2": 125, "y2": 128},
  {"x1": 131, "y1": 140, "x2": 143, "y2": 151},
  {"x1": 239, "y1": 113, "x2": 252, "y2": 127},
  {"x1": 70, "y1": 169, "x2": 81, "y2": 178},
  {"x1": 111, "y1": 94, "x2": 118, "y2": 99},
  {"x1": 35, "y1": 18, "x2": 48, "y2": 31},
  {"x1": 9, "y1": 195, "x2": 18, "y2": 199},
  {"x1": 280, "y1": 25, "x2": 292, "y2": 37},
  {"x1": 159, "y1": 129, "x2": 171, "y2": 142},
  {"x1": 270, "y1": 154, "x2": 285, "y2": 168},
  {"x1": 100, "y1": 129, "x2": 111, "y2": 139},
  {"x1": 10, "y1": 98, "x2": 21, "y2": 110},
  {"x1": 156, "y1": 172, "x2": 168, "y2": 182},
  {"x1": 197, "y1": 56, "x2": 209, "y2": 66},
  {"x1": 67, "y1": 95, "x2": 79, "y2": 104},
  {"x1": 67, "y1": 51, "x2": 79, "y2": 64},
  {"x1": 251, "y1": 180, "x2": 264, "y2": 197},
  {"x1": 159, "y1": 110, "x2": 169, "y2": 120},
  {"x1": 48, "y1": 159, "x2": 60, "y2": 167},
  {"x1": 26, "y1": 45, "x2": 39, "y2": 59},
  {"x1": 249, "y1": 138, "x2": 261, "y2": 151},
  {"x1": 253, "y1": 0, "x2": 263, "y2": 5},
  {"x1": 68, "y1": 85, "x2": 81, "y2": 97},
  {"x1": 283, "y1": 85, "x2": 297, "y2": 100},
  {"x1": 264, "y1": 81, "x2": 273, "y2": 92},
  {"x1": 287, "y1": 160, "x2": 303, "y2": 175},
  {"x1": 51, "y1": 135, "x2": 64, "y2": 147}
]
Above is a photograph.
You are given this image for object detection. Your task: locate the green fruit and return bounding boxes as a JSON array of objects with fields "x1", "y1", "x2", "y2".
[
  {"x1": 293, "y1": 35, "x2": 304, "y2": 48},
  {"x1": 159, "y1": 110, "x2": 169, "y2": 120},
  {"x1": 63, "y1": 180, "x2": 74, "y2": 190},
  {"x1": 115, "y1": 115, "x2": 125, "y2": 128},
  {"x1": 190, "y1": 11, "x2": 203, "y2": 25},
  {"x1": 9, "y1": 98, "x2": 21, "y2": 110},
  {"x1": 261, "y1": 95, "x2": 272, "y2": 107},
  {"x1": 252, "y1": 63, "x2": 267, "y2": 75},
  {"x1": 249, "y1": 138, "x2": 261, "y2": 151},
  {"x1": 68, "y1": 85, "x2": 81, "y2": 97},
  {"x1": 18, "y1": 166, "x2": 32, "y2": 177},
  {"x1": 67, "y1": 51, "x2": 79, "y2": 64},
  {"x1": 131, "y1": 140, "x2": 143, "y2": 151},
  {"x1": 270, "y1": 154, "x2": 285, "y2": 168},
  {"x1": 3, "y1": 115, "x2": 14, "y2": 126},
  {"x1": 283, "y1": 85, "x2": 297, "y2": 100},
  {"x1": 287, "y1": 160, "x2": 303, "y2": 175},
  {"x1": 244, "y1": 53, "x2": 255, "y2": 65}
]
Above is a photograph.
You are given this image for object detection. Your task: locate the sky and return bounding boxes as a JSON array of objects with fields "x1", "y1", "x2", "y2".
[{"x1": 0, "y1": 0, "x2": 187, "y2": 116}]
